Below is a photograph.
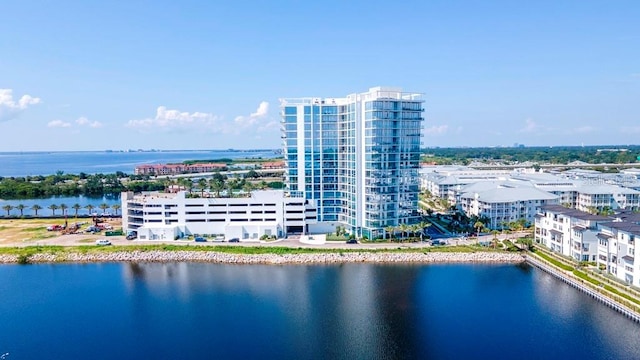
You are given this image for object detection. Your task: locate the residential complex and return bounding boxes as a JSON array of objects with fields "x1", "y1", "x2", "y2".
[
  {"x1": 122, "y1": 190, "x2": 317, "y2": 241},
  {"x1": 422, "y1": 165, "x2": 640, "y2": 229},
  {"x1": 535, "y1": 205, "x2": 640, "y2": 287},
  {"x1": 280, "y1": 87, "x2": 424, "y2": 238}
]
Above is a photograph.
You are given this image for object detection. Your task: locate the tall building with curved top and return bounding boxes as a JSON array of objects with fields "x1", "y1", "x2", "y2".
[{"x1": 280, "y1": 87, "x2": 424, "y2": 239}]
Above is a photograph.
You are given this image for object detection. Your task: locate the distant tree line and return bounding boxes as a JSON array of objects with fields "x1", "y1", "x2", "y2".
[
  {"x1": 0, "y1": 170, "x2": 284, "y2": 200},
  {"x1": 422, "y1": 146, "x2": 640, "y2": 165}
]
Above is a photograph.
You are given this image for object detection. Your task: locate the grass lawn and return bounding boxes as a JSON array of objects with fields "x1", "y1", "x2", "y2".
[{"x1": 0, "y1": 218, "x2": 63, "y2": 244}]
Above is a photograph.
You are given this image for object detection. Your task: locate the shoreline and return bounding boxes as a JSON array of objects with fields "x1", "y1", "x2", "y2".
[{"x1": 0, "y1": 250, "x2": 525, "y2": 264}]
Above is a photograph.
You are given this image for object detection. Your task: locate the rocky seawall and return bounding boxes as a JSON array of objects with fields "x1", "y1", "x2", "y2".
[{"x1": 0, "y1": 251, "x2": 525, "y2": 264}]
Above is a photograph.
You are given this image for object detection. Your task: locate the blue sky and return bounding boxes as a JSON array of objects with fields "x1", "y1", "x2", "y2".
[{"x1": 0, "y1": 0, "x2": 638, "y2": 151}]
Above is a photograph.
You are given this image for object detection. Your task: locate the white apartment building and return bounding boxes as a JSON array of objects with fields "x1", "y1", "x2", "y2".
[
  {"x1": 122, "y1": 190, "x2": 318, "y2": 241},
  {"x1": 534, "y1": 205, "x2": 609, "y2": 262},
  {"x1": 575, "y1": 185, "x2": 640, "y2": 213},
  {"x1": 595, "y1": 211, "x2": 640, "y2": 285},
  {"x1": 459, "y1": 183, "x2": 559, "y2": 229},
  {"x1": 281, "y1": 86, "x2": 424, "y2": 239}
]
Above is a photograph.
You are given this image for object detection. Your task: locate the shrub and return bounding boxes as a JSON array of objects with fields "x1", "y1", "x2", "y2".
[{"x1": 17, "y1": 254, "x2": 30, "y2": 265}]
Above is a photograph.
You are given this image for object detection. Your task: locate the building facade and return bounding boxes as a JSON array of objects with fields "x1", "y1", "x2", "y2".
[
  {"x1": 122, "y1": 190, "x2": 317, "y2": 241},
  {"x1": 596, "y1": 211, "x2": 640, "y2": 285},
  {"x1": 534, "y1": 205, "x2": 608, "y2": 262},
  {"x1": 280, "y1": 87, "x2": 424, "y2": 238}
]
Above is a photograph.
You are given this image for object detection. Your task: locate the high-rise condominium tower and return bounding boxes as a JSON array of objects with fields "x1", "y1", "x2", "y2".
[{"x1": 280, "y1": 87, "x2": 424, "y2": 239}]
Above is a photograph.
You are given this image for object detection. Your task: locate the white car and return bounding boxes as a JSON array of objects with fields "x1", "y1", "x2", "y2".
[{"x1": 95, "y1": 239, "x2": 111, "y2": 246}]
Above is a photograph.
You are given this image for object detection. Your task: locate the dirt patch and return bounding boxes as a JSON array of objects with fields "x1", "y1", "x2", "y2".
[{"x1": 0, "y1": 218, "x2": 124, "y2": 247}]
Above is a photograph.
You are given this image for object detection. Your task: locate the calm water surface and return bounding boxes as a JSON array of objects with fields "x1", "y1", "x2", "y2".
[
  {"x1": 0, "y1": 263, "x2": 638, "y2": 359},
  {"x1": 0, "y1": 150, "x2": 277, "y2": 177}
]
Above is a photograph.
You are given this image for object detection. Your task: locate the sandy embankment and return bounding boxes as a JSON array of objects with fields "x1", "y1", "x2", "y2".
[{"x1": 0, "y1": 250, "x2": 525, "y2": 264}]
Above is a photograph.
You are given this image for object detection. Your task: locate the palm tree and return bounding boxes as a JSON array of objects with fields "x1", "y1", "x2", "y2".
[
  {"x1": 384, "y1": 226, "x2": 395, "y2": 241},
  {"x1": 59, "y1": 203, "x2": 68, "y2": 216},
  {"x1": 72, "y1": 203, "x2": 82, "y2": 217},
  {"x1": 491, "y1": 230, "x2": 500, "y2": 249},
  {"x1": 2, "y1": 205, "x2": 13, "y2": 216},
  {"x1": 31, "y1": 204, "x2": 42, "y2": 216},
  {"x1": 242, "y1": 182, "x2": 255, "y2": 197},
  {"x1": 198, "y1": 178, "x2": 207, "y2": 197},
  {"x1": 99, "y1": 203, "x2": 109, "y2": 214},
  {"x1": 474, "y1": 221, "x2": 484, "y2": 245},
  {"x1": 227, "y1": 178, "x2": 241, "y2": 198},
  {"x1": 112, "y1": 204, "x2": 121, "y2": 216},
  {"x1": 48, "y1": 204, "x2": 59, "y2": 216},
  {"x1": 209, "y1": 178, "x2": 225, "y2": 197},
  {"x1": 16, "y1": 204, "x2": 26, "y2": 217},
  {"x1": 399, "y1": 223, "x2": 409, "y2": 242},
  {"x1": 410, "y1": 224, "x2": 421, "y2": 242},
  {"x1": 180, "y1": 178, "x2": 193, "y2": 195},
  {"x1": 85, "y1": 204, "x2": 95, "y2": 216},
  {"x1": 418, "y1": 221, "x2": 431, "y2": 242}
]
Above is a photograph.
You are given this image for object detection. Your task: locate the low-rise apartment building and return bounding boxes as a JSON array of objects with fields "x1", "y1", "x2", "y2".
[
  {"x1": 534, "y1": 205, "x2": 609, "y2": 262},
  {"x1": 134, "y1": 163, "x2": 227, "y2": 176},
  {"x1": 595, "y1": 211, "x2": 640, "y2": 285},
  {"x1": 457, "y1": 183, "x2": 559, "y2": 229},
  {"x1": 122, "y1": 190, "x2": 317, "y2": 241}
]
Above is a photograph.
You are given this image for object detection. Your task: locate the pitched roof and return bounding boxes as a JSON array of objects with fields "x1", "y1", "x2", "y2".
[{"x1": 539, "y1": 204, "x2": 611, "y2": 221}]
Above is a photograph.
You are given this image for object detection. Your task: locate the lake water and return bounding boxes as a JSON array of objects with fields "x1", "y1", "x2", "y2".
[
  {"x1": 0, "y1": 263, "x2": 638, "y2": 359},
  {"x1": 0, "y1": 149, "x2": 278, "y2": 177}
]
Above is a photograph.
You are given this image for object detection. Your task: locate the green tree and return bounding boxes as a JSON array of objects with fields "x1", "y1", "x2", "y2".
[
  {"x1": 418, "y1": 221, "x2": 431, "y2": 242},
  {"x1": 244, "y1": 170, "x2": 259, "y2": 179},
  {"x1": 85, "y1": 204, "x2": 95, "y2": 215},
  {"x1": 209, "y1": 178, "x2": 225, "y2": 197},
  {"x1": 474, "y1": 221, "x2": 484, "y2": 244},
  {"x1": 59, "y1": 203, "x2": 68, "y2": 216},
  {"x1": 99, "y1": 203, "x2": 109, "y2": 214},
  {"x1": 31, "y1": 204, "x2": 42, "y2": 216},
  {"x1": 384, "y1": 226, "x2": 395, "y2": 241},
  {"x1": 399, "y1": 223, "x2": 409, "y2": 242},
  {"x1": 48, "y1": 204, "x2": 59, "y2": 216},
  {"x1": 72, "y1": 203, "x2": 82, "y2": 217},
  {"x1": 242, "y1": 181, "x2": 255, "y2": 196},
  {"x1": 2, "y1": 204, "x2": 14, "y2": 216},
  {"x1": 112, "y1": 204, "x2": 121, "y2": 216},
  {"x1": 198, "y1": 178, "x2": 207, "y2": 197},
  {"x1": 16, "y1": 204, "x2": 26, "y2": 216}
]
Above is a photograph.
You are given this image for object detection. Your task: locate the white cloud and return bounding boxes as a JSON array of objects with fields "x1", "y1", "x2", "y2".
[
  {"x1": 234, "y1": 101, "x2": 270, "y2": 128},
  {"x1": 518, "y1": 118, "x2": 537, "y2": 133},
  {"x1": 126, "y1": 102, "x2": 271, "y2": 137},
  {"x1": 0, "y1": 89, "x2": 41, "y2": 122},
  {"x1": 126, "y1": 106, "x2": 220, "y2": 129},
  {"x1": 76, "y1": 116, "x2": 103, "y2": 128},
  {"x1": 47, "y1": 120, "x2": 71, "y2": 128},
  {"x1": 424, "y1": 125, "x2": 449, "y2": 135}
]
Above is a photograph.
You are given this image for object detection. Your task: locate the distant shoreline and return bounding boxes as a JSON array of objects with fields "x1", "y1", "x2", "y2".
[{"x1": 0, "y1": 250, "x2": 525, "y2": 265}]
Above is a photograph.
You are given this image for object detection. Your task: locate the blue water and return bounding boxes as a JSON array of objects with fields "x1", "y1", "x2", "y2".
[
  {"x1": 0, "y1": 195, "x2": 120, "y2": 217},
  {"x1": 0, "y1": 150, "x2": 278, "y2": 177},
  {"x1": 0, "y1": 263, "x2": 637, "y2": 359}
]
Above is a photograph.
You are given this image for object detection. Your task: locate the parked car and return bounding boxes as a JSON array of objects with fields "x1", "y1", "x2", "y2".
[
  {"x1": 228, "y1": 238, "x2": 240, "y2": 243},
  {"x1": 85, "y1": 226, "x2": 101, "y2": 233},
  {"x1": 346, "y1": 239, "x2": 358, "y2": 244},
  {"x1": 213, "y1": 235, "x2": 225, "y2": 242},
  {"x1": 126, "y1": 234, "x2": 137, "y2": 240},
  {"x1": 95, "y1": 239, "x2": 111, "y2": 246},
  {"x1": 194, "y1": 237, "x2": 207, "y2": 242}
]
